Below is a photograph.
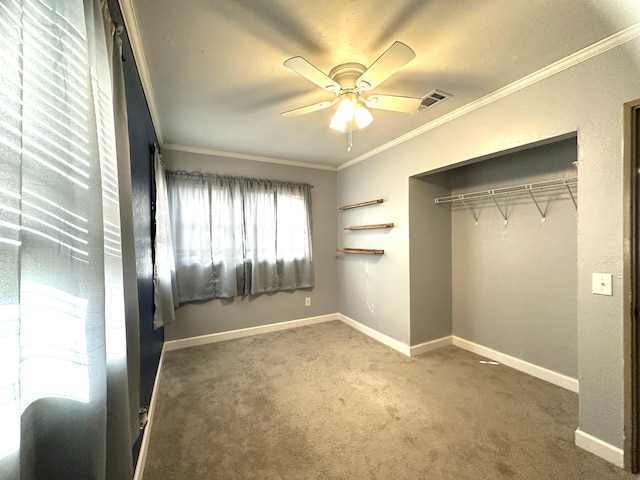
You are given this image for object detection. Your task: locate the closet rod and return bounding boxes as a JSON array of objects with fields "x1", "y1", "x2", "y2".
[{"x1": 434, "y1": 177, "x2": 577, "y2": 205}]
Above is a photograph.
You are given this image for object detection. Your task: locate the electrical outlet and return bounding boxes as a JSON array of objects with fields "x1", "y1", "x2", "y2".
[
  {"x1": 592, "y1": 273, "x2": 613, "y2": 296},
  {"x1": 305, "y1": 297, "x2": 311, "y2": 307}
]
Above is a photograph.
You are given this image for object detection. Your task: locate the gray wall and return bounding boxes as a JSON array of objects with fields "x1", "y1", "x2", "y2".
[
  {"x1": 450, "y1": 138, "x2": 578, "y2": 378},
  {"x1": 409, "y1": 174, "x2": 452, "y2": 345},
  {"x1": 337, "y1": 37, "x2": 640, "y2": 448},
  {"x1": 162, "y1": 149, "x2": 338, "y2": 341},
  {"x1": 337, "y1": 161, "x2": 410, "y2": 342}
]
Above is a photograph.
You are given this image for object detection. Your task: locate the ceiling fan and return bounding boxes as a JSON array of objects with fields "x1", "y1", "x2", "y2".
[{"x1": 281, "y1": 41, "x2": 422, "y2": 139}]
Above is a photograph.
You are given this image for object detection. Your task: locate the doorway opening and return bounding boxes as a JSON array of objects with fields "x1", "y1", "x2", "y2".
[{"x1": 623, "y1": 98, "x2": 640, "y2": 473}]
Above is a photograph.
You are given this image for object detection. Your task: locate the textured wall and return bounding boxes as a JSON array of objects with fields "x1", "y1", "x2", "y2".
[
  {"x1": 338, "y1": 156, "x2": 412, "y2": 343},
  {"x1": 337, "y1": 38, "x2": 640, "y2": 448},
  {"x1": 409, "y1": 174, "x2": 453, "y2": 345},
  {"x1": 450, "y1": 138, "x2": 578, "y2": 378},
  {"x1": 162, "y1": 149, "x2": 338, "y2": 340}
]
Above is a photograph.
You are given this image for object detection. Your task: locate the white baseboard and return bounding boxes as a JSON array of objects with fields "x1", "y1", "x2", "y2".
[
  {"x1": 452, "y1": 336, "x2": 579, "y2": 393},
  {"x1": 133, "y1": 344, "x2": 166, "y2": 480},
  {"x1": 164, "y1": 313, "x2": 340, "y2": 351},
  {"x1": 338, "y1": 314, "x2": 411, "y2": 356},
  {"x1": 575, "y1": 428, "x2": 624, "y2": 468},
  {"x1": 334, "y1": 322, "x2": 579, "y2": 394},
  {"x1": 166, "y1": 312, "x2": 454, "y2": 360},
  {"x1": 410, "y1": 336, "x2": 453, "y2": 356},
  {"x1": 165, "y1": 318, "x2": 579, "y2": 394}
]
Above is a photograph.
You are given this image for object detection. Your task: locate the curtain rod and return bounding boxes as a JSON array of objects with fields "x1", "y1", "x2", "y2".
[{"x1": 166, "y1": 169, "x2": 313, "y2": 188}]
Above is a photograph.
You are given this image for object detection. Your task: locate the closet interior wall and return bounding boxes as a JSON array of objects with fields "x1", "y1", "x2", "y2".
[{"x1": 411, "y1": 137, "x2": 578, "y2": 379}]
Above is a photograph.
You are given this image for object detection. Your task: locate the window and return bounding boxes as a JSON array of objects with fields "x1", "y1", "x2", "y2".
[{"x1": 166, "y1": 172, "x2": 314, "y2": 303}]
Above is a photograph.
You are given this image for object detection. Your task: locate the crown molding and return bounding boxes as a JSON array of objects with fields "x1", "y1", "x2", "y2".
[
  {"x1": 117, "y1": 0, "x2": 163, "y2": 143},
  {"x1": 113, "y1": 3, "x2": 638, "y2": 173},
  {"x1": 338, "y1": 22, "x2": 640, "y2": 171},
  {"x1": 162, "y1": 144, "x2": 337, "y2": 172}
]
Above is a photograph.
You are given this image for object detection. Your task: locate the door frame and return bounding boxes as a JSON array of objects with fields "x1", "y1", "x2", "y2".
[{"x1": 624, "y1": 98, "x2": 640, "y2": 472}]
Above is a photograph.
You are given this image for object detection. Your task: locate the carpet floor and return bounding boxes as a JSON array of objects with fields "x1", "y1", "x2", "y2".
[{"x1": 142, "y1": 321, "x2": 639, "y2": 479}]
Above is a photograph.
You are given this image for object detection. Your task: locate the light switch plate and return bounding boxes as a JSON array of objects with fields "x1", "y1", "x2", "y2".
[{"x1": 592, "y1": 273, "x2": 613, "y2": 296}]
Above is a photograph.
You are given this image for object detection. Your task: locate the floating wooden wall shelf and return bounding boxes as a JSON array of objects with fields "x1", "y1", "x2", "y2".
[
  {"x1": 339, "y1": 199, "x2": 383, "y2": 210},
  {"x1": 338, "y1": 199, "x2": 387, "y2": 255},
  {"x1": 344, "y1": 223, "x2": 394, "y2": 230},
  {"x1": 336, "y1": 248, "x2": 384, "y2": 255}
]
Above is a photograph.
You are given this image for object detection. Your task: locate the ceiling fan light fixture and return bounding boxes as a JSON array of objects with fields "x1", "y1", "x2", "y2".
[
  {"x1": 354, "y1": 104, "x2": 373, "y2": 129},
  {"x1": 329, "y1": 94, "x2": 356, "y2": 131},
  {"x1": 329, "y1": 112, "x2": 347, "y2": 132}
]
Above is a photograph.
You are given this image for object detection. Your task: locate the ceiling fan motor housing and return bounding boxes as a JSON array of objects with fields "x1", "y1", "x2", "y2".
[{"x1": 328, "y1": 63, "x2": 367, "y2": 92}]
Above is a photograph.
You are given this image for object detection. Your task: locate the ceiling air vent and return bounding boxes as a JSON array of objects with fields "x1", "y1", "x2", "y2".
[{"x1": 418, "y1": 89, "x2": 451, "y2": 112}]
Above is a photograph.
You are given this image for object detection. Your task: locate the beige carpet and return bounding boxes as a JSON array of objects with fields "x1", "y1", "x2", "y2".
[{"x1": 142, "y1": 321, "x2": 637, "y2": 479}]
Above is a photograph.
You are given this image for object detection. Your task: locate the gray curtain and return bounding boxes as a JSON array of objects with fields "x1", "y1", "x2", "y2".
[
  {"x1": 153, "y1": 149, "x2": 178, "y2": 328},
  {"x1": 166, "y1": 172, "x2": 314, "y2": 303},
  {"x1": 0, "y1": 0, "x2": 134, "y2": 478},
  {"x1": 107, "y1": 2, "x2": 141, "y2": 464}
]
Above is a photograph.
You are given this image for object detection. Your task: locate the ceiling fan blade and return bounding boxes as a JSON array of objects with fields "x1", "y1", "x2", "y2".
[
  {"x1": 364, "y1": 94, "x2": 422, "y2": 113},
  {"x1": 356, "y1": 41, "x2": 416, "y2": 91},
  {"x1": 281, "y1": 99, "x2": 337, "y2": 117},
  {"x1": 284, "y1": 56, "x2": 341, "y2": 93}
]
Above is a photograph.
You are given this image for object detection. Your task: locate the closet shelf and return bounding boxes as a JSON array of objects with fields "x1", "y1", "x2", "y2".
[
  {"x1": 434, "y1": 177, "x2": 577, "y2": 205},
  {"x1": 337, "y1": 248, "x2": 384, "y2": 255},
  {"x1": 344, "y1": 223, "x2": 394, "y2": 230},
  {"x1": 434, "y1": 176, "x2": 577, "y2": 226},
  {"x1": 339, "y1": 199, "x2": 383, "y2": 210}
]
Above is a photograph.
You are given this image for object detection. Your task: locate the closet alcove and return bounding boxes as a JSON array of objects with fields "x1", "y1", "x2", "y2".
[{"x1": 409, "y1": 135, "x2": 578, "y2": 379}]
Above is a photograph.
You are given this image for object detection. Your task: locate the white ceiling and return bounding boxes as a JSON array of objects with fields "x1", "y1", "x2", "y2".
[{"x1": 126, "y1": 0, "x2": 640, "y2": 168}]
